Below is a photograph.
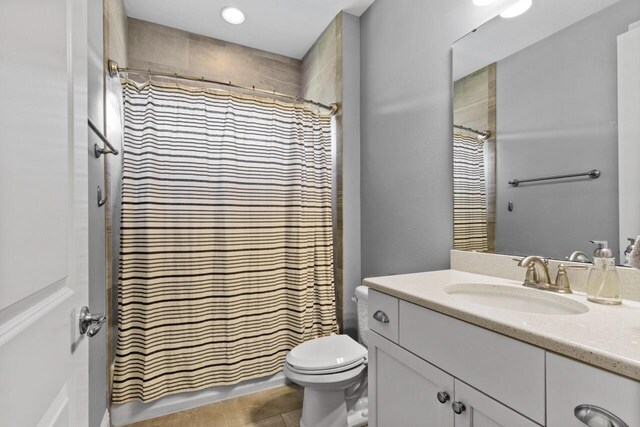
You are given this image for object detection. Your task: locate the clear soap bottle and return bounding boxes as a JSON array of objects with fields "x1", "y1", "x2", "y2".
[{"x1": 586, "y1": 240, "x2": 621, "y2": 305}]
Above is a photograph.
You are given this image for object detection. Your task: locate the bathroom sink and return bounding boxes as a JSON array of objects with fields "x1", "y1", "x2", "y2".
[{"x1": 444, "y1": 283, "x2": 589, "y2": 315}]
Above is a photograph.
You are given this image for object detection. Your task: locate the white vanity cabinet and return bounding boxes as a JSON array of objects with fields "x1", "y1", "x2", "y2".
[
  {"x1": 368, "y1": 330, "x2": 539, "y2": 427},
  {"x1": 367, "y1": 289, "x2": 640, "y2": 427}
]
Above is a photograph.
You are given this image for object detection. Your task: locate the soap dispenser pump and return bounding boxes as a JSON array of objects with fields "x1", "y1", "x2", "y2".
[{"x1": 586, "y1": 240, "x2": 621, "y2": 305}]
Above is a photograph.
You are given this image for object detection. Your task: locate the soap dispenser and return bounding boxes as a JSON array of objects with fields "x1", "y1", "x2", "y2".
[{"x1": 586, "y1": 240, "x2": 621, "y2": 305}]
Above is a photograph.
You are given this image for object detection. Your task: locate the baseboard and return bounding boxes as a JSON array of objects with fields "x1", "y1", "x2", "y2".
[
  {"x1": 110, "y1": 372, "x2": 287, "y2": 426},
  {"x1": 100, "y1": 409, "x2": 110, "y2": 427}
]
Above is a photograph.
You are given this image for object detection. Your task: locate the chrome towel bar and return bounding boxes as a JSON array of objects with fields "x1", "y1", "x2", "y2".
[
  {"x1": 509, "y1": 169, "x2": 600, "y2": 187},
  {"x1": 88, "y1": 118, "x2": 119, "y2": 157}
]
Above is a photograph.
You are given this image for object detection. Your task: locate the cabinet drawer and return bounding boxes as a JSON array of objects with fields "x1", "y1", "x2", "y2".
[
  {"x1": 546, "y1": 353, "x2": 640, "y2": 426},
  {"x1": 368, "y1": 289, "x2": 399, "y2": 343},
  {"x1": 399, "y1": 301, "x2": 545, "y2": 425}
]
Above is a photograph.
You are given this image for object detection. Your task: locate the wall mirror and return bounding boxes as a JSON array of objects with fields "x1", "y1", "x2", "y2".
[{"x1": 452, "y1": 0, "x2": 640, "y2": 265}]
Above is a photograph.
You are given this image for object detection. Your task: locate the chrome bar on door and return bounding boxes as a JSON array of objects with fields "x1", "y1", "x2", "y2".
[
  {"x1": 509, "y1": 169, "x2": 600, "y2": 187},
  {"x1": 88, "y1": 118, "x2": 119, "y2": 157}
]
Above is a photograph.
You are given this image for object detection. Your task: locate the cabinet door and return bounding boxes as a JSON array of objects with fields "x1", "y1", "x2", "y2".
[
  {"x1": 453, "y1": 380, "x2": 540, "y2": 427},
  {"x1": 547, "y1": 353, "x2": 640, "y2": 427},
  {"x1": 368, "y1": 331, "x2": 454, "y2": 427}
]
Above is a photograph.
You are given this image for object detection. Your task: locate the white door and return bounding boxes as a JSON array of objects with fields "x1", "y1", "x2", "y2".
[
  {"x1": 368, "y1": 332, "x2": 454, "y2": 427},
  {"x1": 0, "y1": 0, "x2": 89, "y2": 426},
  {"x1": 453, "y1": 381, "x2": 539, "y2": 427}
]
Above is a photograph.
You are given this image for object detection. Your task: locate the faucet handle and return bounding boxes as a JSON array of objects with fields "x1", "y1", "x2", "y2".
[
  {"x1": 553, "y1": 263, "x2": 588, "y2": 294},
  {"x1": 514, "y1": 258, "x2": 539, "y2": 287}
]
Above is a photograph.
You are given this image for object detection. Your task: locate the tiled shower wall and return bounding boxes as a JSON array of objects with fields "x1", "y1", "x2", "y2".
[{"x1": 126, "y1": 18, "x2": 302, "y2": 97}]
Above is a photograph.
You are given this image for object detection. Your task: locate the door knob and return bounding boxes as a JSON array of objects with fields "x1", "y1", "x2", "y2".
[
  {"x1": 79, "y1": 306, "x2": 106, "y2": 338},
  {"x1": 436, "y1": 391, "x2": 450, "y2": 404},
  {"x1": 452, "y1": 401, "x2": 466, "y2": 415}
]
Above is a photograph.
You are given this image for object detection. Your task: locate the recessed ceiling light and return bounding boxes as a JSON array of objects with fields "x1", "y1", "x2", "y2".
[
  {"x1": 473, "y1": 0, "x2": 497, "y2": 6},
  {"x1": 500, "y1": 0, "x2": 533, "y2": 18},
  {"x1": 221, "y1": 6, "x2": 245, "y2": 25}
]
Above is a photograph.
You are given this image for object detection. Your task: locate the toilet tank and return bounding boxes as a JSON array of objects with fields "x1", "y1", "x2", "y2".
[{"x1": 354, "y1": 286, "x2": 370, "y2": 347}]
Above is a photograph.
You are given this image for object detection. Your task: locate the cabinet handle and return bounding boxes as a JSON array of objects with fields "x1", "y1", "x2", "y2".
[
  {"x1": 436, "y1": 391, "x2": 450, "y2": 404},
  {"x1": 373, "y1": 310, "x2": 390, "y2": 323},
  {"x1": 452, "y1": 401, "x2": 466, "y2": 415},
  {"x1": 574, "y1": 404, "x2": 629, "y2": 427}
]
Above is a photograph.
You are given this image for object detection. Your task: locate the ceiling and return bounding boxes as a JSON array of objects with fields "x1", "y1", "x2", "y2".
[{"x1": 124, "y1": 0, "x2": 376, "y2": 59}]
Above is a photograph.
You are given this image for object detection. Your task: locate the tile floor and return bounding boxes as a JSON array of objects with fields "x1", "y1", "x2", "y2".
[{"x1": 123, "y1": 384, "x2": 303, "y2": 427}]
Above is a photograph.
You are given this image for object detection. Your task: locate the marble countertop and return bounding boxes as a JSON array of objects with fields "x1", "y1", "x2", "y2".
[{"x1": 363, "y1": 269, "x2": 640, "y2": 381}]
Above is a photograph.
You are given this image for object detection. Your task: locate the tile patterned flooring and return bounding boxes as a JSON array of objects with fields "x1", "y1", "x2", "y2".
[{"x1": 123, "y1": 385, "x2": 303, "y2": 427}]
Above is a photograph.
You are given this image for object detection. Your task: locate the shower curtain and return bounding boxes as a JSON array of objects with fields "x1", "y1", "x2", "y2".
[
  {"x1": 112, "y1": 80, "x2": 337, "y2": 403},
  {"x1": 453, "y1": 133, "x2": 488, "y2": 252}
]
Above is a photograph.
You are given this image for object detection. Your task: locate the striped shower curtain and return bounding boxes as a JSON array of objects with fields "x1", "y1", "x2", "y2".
[
  {"x1": 112, "y1": 80, "x2": 337, "y2": 403},
  {"x1": 453, "y1": 133, "x2": 488, "y2": 251}
]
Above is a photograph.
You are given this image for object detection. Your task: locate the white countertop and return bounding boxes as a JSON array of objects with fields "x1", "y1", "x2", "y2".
[{"x1": 363, "y1": 269, "x2": 640, "y2": 381}]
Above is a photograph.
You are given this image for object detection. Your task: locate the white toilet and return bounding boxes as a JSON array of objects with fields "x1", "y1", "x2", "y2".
[{"x1": 283, "y1": 286, "x2": 370, "y2": 427}]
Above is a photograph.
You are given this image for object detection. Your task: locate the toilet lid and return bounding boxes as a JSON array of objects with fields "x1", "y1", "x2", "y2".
[{"x1": 286, "y1": 335, "x2": 367, "y2": 372}]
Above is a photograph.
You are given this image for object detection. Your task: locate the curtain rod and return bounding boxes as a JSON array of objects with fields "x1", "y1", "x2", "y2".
[
  {"x1": 453, "y1": 124, "x2": 491, "y2": 140},
  {"x1": 108, "y1": 59, "x2": 339, "y2": 116}
]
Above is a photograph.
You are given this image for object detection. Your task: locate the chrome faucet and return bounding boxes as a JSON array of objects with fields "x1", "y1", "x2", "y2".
[
  {"x1": 567, "y1": 251, "x2": 589, "y2": 262},
  {"x1": 517, "y1": 256, "x2": 552, "y2": 288},
  {"x1": 514, "y1": 256, "x2": 587, "y2": 293}
]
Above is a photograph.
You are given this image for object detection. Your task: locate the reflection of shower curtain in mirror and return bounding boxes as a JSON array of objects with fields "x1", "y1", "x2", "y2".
[
  {"x1": 112, "y1": 81, "x2": 338, "y2": 403},
  {"x1": 453, "y1": 133, "x2": 488, "y2": 251}
]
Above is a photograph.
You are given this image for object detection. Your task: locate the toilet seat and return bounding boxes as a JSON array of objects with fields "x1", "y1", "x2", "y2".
[
  {"x1": 285, "y1": 357, "x2": 366, "y2": 375},
  {"x1": 285, "y1": 335, "x2": 367, "y2": 373}
]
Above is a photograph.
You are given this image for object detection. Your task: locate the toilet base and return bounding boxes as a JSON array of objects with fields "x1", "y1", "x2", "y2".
[
  {"x1": 300, "y1": 388, "x2": 347, "y2": 427},
  {"x1": 299, "y1": 387, "x2": 368, "y2": 427}
]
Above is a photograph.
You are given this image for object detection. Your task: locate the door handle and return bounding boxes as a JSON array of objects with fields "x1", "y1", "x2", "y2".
[
  {"x1": 574, "y1": 404, "x2": 629, "y2": 427},
  {"x1": 79, "y1": 306, "x2": 106, "y2": 338}
]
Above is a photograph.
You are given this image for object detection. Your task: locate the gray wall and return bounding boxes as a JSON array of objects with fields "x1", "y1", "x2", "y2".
[
  {"x1": 360, "y1": 0, "x2": 515, "y2": 278},
  {"x1": 340, "y1": 14, "x2": 361, "y2": 337},
  {"x1": 496, "y1": 0, "x2": 640, "y2": 261}
]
